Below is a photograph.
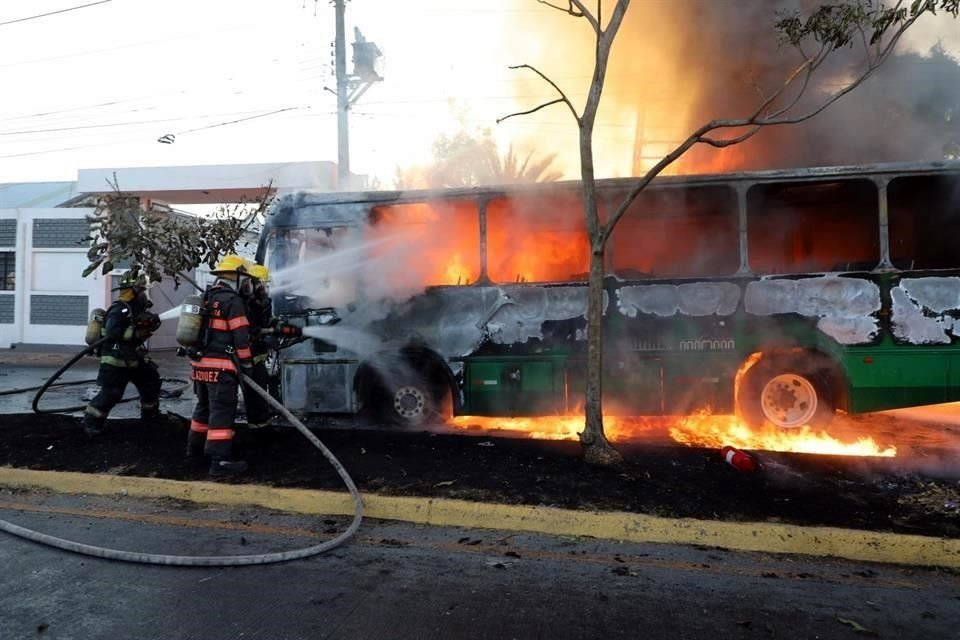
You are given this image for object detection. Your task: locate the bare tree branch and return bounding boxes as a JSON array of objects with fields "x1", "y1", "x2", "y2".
[
  {"x1": 602, "y1": 122, "x2": 714, "y2": 241},
  {"x1": 698, "y1": 126, "x2": 763, "y2": 148},
  {"x1": 766, "y1": 45, "x2": 827, "y2": 119},
  {"x1": 504, "y1": 64, "x2": 581, "y2": 124},
  {"x1": 497, "y1": 98, "x2": 566, "y2": 124},
  {"x1": 537, "y1": 0, "x2": 584, "y2": 17},
  {"x1": 568, "y1": 0, "x2": 600, "y2": 33},
  {"x1": 757, "y1": 13, "x2": 919, "y2": 126},
  {"x1": 745, "y1": 54, "x2": 815, "y2": 122},
  {"x1": 580, "y1": 0, "x2": 629, "y2": 125},
  {"x1": 603, "y1": 8, "x2": 929, "y2": 244},
  {"x1": 856, "y1": 22, "x2": 873, "y2": 66},
  {"x1": 535, "y1": 0, "x2": 601, "y2": 33}
]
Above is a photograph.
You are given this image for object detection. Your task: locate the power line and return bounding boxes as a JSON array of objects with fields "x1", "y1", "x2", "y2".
[
  {"x1": 172, "y1": 107, "x2": 304, "y2": 137},
  {"x1": 0, "y1": 107, "x2": 326, "y2": 159},
  {"x1": 0, "y1": 109, "x2": 290, "y2": 137},
  {"x1": 0, "y1": 0, "x2": 112, "y2": 27},
  {"x1": 0, "y1": 23, "x2": 256, "y2": 70}
]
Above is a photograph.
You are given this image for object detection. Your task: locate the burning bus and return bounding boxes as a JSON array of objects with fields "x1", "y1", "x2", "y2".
[{"x1": 256, "y1": 160, "x2": 960, "y2": 440}]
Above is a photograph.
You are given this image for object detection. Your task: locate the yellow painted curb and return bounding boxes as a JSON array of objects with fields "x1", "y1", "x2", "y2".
[{"x1": 1, "y1": 466, "x2": 957, "y2": 568}]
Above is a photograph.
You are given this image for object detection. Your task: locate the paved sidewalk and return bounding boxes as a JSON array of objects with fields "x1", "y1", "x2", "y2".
[{"x1": 0, "y1": 349, "x2": 194, "y2": 417}]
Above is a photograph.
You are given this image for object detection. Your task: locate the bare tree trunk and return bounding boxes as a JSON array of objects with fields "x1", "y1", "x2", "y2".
[
  {"x1": 581, "y1": 244, "x2": 621, "y2": 465},
  {"x1": 578, "y1": 127, "x2": 622, "y2": 466}
]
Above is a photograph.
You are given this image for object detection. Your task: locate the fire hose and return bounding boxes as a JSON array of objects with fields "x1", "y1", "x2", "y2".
[
  {"x1": 5, "y1": 337, "x2": 188, "y2": 415},
  {"x1": 0, "y1": 348, "x2": 364, "y2": 565},
  {"x1": 0, "y1": 340, "x2": 188, "y2": 414}
]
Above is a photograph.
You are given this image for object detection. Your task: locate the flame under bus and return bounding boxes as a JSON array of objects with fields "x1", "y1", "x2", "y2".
[{"x1": 257, "y1": 161, "x2": 960, "y2": 435}]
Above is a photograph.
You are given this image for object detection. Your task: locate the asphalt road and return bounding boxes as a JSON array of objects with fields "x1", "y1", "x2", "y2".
[{"x1": 0, "y1": 490, "x2": 957, "y2": 640}]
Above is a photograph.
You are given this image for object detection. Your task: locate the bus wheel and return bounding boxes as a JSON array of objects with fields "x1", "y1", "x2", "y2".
[
  {"x1": 738, "y1": 356, "x2": 835, "y2": 429},
  {"x1": 391, "y1": 383, "x2": 432, "y2": 424},
  {"x1": 357, "y1": 365, "x2": 450, "y2": 428}
]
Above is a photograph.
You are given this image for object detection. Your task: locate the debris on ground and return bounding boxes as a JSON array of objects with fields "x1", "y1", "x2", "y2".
[
  {"x1": 897, "y1": 481, "x2": 960, "y2": 517},
  {"x1": 836, "y1": 616, "x2": 878, "y2": 636}
]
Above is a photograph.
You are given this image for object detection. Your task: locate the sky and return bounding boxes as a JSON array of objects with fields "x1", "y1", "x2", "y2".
[{"x1": 0, "y1": 0, "x2": 958, "y2": 186}]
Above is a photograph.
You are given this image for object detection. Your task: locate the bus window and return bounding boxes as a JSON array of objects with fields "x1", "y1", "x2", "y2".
[
  {"x1": 486, "y1": 190, "x2": 589, "y2": 283},
  {"x1": 368, "y1": 200, "x2": 481, "y2": 286},
  {"x1": 606, "y1": 185, "x2": 739, "y2": 278},
  {"x1": 747, "y1": 179, "x2": 879, "y2": 274},
  {"x1": 888, "y1": 174, "x2": 960, "y2": 270}
]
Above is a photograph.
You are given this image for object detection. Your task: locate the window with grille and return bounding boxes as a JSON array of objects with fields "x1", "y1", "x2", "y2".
[{"x1": 0, "y1": 252, "x2": 14, "y2": 290}]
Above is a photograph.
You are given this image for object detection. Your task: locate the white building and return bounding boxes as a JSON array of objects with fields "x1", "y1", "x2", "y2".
[{"x1": 0, "y1": 161, "x2": 353, "y2": 348}]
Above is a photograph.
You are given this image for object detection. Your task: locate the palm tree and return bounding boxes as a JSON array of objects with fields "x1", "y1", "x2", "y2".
[{"x1": 484, "y1": 145, "x2": 562, "y2": 184}]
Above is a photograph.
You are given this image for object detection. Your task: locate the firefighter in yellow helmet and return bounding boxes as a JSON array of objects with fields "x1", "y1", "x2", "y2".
[
  {"x1": 82, "y1": 269, "x2": 161, "y2": 437},
  {"x1": 242, "y1": 263, "x2": 274, "y2": 429},
  {"x1": 187, "y1": 254, "x2": 255, "y2": 477}
]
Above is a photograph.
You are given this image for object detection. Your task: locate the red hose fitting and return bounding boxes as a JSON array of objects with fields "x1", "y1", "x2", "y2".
[
  {"x1": 721, "y1": 446, "x2": 756, "y2": 472},
  {"x1": 278, "y1": 324, "x2": 302, "y2": 337}
]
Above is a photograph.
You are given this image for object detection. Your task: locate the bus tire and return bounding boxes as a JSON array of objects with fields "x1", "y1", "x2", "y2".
[
  {"x1": 737, "y1": 354, "x2": 835, "y2": 430},
  {"x1": 356, "y1": 361, "x2": 451, "y2": 428}
]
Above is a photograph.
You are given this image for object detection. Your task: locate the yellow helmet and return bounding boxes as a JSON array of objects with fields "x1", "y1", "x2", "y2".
[
  {"x1": 211, "y1": 254, "x2": 250, "y2": 275},
  {"x1": 248, "y1": 263, "x2": 270, "y2": 282}
]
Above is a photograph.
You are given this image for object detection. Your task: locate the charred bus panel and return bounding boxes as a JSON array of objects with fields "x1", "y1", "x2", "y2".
[{"x1": 257, "y1": 161, "x2": 960, "y2": 429}]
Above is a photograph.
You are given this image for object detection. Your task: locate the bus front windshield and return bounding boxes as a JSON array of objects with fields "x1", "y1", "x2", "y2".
[
  {"x1": 265, "y1": 200, "x2": 483, "y2": 310},
  {"x1": 266, "y1": 226, "x2": 360, "y2": 309}
]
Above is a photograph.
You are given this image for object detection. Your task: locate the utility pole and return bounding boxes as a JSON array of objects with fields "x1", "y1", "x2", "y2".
[
  {"x1": 334, "y1": 0, "x2": 350, "y2": 189},
  {"x1": 330, "y1": 0, "x2": 382, "y2": 190}
]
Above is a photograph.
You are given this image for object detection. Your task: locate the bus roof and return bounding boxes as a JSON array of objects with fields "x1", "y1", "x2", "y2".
[{"x1": 269, "y1": 159, "x2": 960, "y2": 213}]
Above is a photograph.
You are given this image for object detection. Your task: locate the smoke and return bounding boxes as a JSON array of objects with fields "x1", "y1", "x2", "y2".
[
  {"x1": 269, "y1": 196, "x2": 483, "y2": 329},
  {"x1": 497, "y1": 1, "x2": 960, "y2": 177}
]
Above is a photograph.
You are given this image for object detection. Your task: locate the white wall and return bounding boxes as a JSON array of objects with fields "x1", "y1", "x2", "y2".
[{"x1": 0, "y1": 208, "x2": 106, "y2": 347}]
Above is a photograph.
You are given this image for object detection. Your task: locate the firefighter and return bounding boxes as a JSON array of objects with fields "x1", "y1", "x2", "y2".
[
  {"x1": 82, "y1": 270, "x2": 162, "y2": 437},
  {"x1": 243, "y1": 262, "x2": 274, "y2": 430},
  {"x1": 187, "y1": 255, "x2": 255, "y2": 478}
]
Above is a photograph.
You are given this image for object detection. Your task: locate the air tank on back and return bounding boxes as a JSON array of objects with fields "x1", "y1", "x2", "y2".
[
  {"x1": 85, "y1": 308, "x2": 106, "y2": 345},
  {"x1": 175, "y1": 294, "x2": 205, "y2": 347}
]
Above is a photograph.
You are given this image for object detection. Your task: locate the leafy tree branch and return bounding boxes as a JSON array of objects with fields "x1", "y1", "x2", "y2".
[{"x1": 83, "y1": 178, "x2": 273, "y2": 290}]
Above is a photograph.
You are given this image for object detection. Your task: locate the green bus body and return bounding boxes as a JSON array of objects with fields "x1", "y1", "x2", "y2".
[{"x1": 258, "y1": 161, "x2": 960, "y2": 427}]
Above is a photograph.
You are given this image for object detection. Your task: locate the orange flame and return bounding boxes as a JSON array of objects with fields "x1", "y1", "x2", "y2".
[
  {"x1": 373, "y1": 192, "x2": 592, "y2": 286},
  {"x1": 449, "y1": 412, "x2": 896, "y2": 457},
  {"x1": 444, "y1": 252, "x2": 470, "y2": 285},
  {"x1": 667, "y1": 412, "x2": 897, "y2": 457},
  {"x1": 449, "y1": 353, "x2": 897, "y2": 457}
]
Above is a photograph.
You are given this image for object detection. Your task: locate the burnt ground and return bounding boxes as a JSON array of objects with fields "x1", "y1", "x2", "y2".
[{"x1": 0, "y1": 412, "x2": 957, "y2": 539}]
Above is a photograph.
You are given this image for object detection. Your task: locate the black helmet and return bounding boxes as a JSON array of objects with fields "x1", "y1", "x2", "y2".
[{"x1": 112, "y1": 269, "x2": 147, "y2": 292}]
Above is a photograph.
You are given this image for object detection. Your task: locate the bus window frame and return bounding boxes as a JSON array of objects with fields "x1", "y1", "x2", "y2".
[
  {"x1": 603, "y1": 183, "x2": 741, "y2": 281},
  {"x1": 886, "y1": 173, "x2": 960, "y2": 271},
  {"x1": 743, "y1": 177, "x2": 883, "y2": 276}
]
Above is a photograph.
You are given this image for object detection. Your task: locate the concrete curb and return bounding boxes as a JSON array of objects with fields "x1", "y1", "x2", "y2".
[{"x1": 1, "y1": 466, "x2": 958, "y2": 568}]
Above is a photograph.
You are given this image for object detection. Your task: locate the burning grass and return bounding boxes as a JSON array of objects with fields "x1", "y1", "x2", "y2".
[{"x1": 449, "y1": 411, "x2": 898, "y2": 458}]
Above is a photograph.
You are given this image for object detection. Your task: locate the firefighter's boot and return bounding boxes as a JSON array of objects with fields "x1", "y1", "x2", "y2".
[
  {"x1": 82, "y1": 407, "x2": 105, "y2": 438},
  {"x1": 209, "y1": 458, "x2": 248, "y2": 478},
  {"x1": 140, "y1": 403, "x2": 161, "y2": 422},
  {"x1": 186, "y1": 431, "x2": 205, "y2": 458}
]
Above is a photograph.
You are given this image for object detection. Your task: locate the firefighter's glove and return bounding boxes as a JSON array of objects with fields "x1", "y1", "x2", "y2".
[
  {"x1": 239, "y1": 361, "x2": 254, "y2": 377},
  {"x1": 277, "y1": 322, "x2": 302, "y2": 338},
  {"x1": 134, "y1": 312, "x2": 161, "y2": 339},
  {"x1": 262, "y1": 318, "x2": 302, "y2": 338}
]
